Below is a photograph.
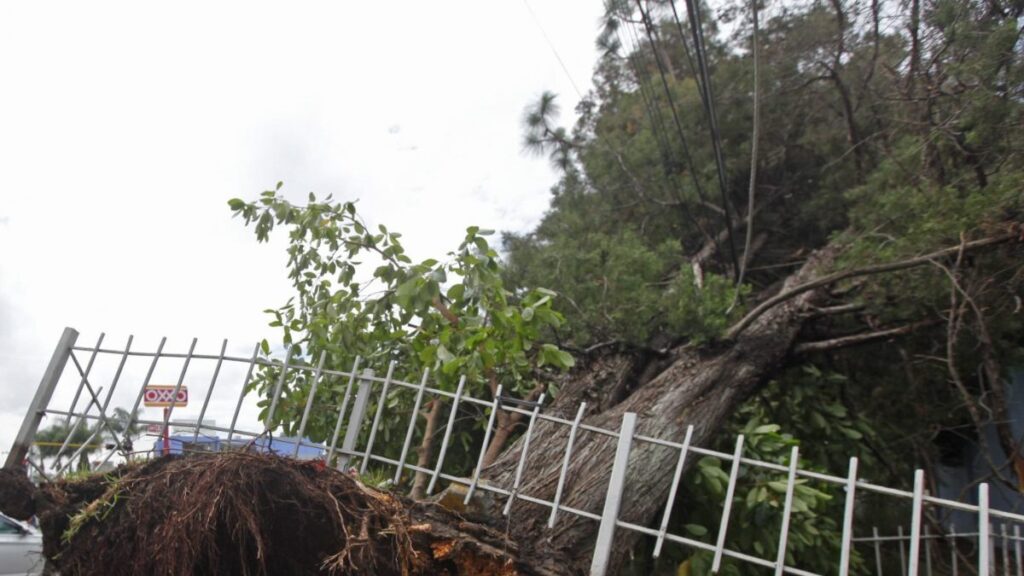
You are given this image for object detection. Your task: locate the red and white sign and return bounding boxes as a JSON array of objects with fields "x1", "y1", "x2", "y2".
[
  {"x1": 145, "y1": 423, "x2": 164, "y2": 436},
  {"x1": 143, "y1": 385, "x2": 188, "y2": 407}
]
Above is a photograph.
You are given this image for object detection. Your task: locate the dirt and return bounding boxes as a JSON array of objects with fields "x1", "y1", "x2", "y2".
[
  {"x1": 0, "y1": 453, "x2": 569, "y2": 576},
  {"x1": 0, "y1": 467, "x2": 37, "y2": 520}
]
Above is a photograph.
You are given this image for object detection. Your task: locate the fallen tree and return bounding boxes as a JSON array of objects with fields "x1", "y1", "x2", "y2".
[
  {"x1": 212, "y1": 0, "x2": 1021, "y2": 571},
  {"x1": 485, "y1": 231, "x2": 1021, "y2": 572}
]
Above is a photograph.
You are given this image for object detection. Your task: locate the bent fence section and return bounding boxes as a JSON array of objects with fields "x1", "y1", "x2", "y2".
[{"x1": 5, "y1": 327, "x2": 1023, "y2": 576}]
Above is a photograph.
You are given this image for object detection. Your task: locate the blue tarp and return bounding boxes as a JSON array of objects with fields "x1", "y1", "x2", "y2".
[{"x1": 152, "y1": 434, "x2": 325, "y2": 459}]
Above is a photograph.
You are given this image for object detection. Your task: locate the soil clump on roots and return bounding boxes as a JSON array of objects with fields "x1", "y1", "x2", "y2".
[
  {"x1": 0, "y1": 467, "x2": 37, "y2": 520},
  {"x1": 11, "y1": 452, "x2": 566, "y2": 576}
]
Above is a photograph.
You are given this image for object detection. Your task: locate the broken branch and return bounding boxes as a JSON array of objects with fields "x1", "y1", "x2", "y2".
[{"x1": 726, "y1": 234, "x2": 1014, "y2": 339}]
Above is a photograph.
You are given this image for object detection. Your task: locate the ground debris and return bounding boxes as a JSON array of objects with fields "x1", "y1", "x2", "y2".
[{"x1": 10, "y1": 452, "x2": 570, "y2": 576}]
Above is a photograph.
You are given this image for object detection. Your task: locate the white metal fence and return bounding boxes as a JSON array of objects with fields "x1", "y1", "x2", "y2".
[
  {"x1": 856, "y1": 523, "x2": 1024, "y2": 576},
  {"x1": 6, "y1": 327, "x2": 1024, "y2": 576}
]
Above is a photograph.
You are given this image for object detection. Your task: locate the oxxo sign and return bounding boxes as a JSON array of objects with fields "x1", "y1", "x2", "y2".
[{"x1": 143, "y1": 385, "x2": 189, "y2": 407}]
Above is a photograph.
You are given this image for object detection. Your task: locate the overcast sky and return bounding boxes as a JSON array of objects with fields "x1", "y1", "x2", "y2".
[{"x1": 0, "y1": 1, "x2": 604, "y2": 459}]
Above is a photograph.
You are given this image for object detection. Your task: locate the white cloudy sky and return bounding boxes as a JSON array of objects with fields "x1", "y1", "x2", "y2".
[{"x1": 0, "y1": 1, "x2": 604, "y2": 460}]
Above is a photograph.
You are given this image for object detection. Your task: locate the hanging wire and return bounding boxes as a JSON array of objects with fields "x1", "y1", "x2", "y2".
[
  {"x1": 613, "y1": 10, "x2": 720, "y2": 248},
  {"x1": 520, "y1": 0, "x2": 585, "y2": 99},
  {"x1": 729, "y1": 0, "x2": 762, "y2": 312},
  {"x1": 670, "y1": 0, "x2": 741, "y2": 278}
]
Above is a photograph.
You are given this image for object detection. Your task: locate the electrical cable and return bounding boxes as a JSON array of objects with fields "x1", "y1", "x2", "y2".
[
  {"x1": 633, "y1": 0, "x2": 724, "y2": 260},
  {"x1": 616, "y1": 13, "x2": 718, "y2": 247},
  {"x1": 731, "y1": 0, "x2": 760, "y2": 310},
  {"x1": 633, "y1": 0, "x2": 709, "y2": 210},
  {"x1": 620, "y1": 19, "x2": 676, "y2": 176},
  {"x1": 673, "y1": 0, "x2": 740, "y2": 278},
  {"x1": 520, "y1": 0, "x2": 584, "y2": 100}
]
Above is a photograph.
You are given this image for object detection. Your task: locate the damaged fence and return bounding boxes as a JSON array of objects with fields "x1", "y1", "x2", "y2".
[{"x1": 6, "y1": 327, "x2": 1024, "y2": 576}]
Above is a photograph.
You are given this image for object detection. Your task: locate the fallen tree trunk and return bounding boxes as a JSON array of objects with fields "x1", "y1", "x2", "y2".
[
  {"x1": 483, "y1": 242, "x2": 842, "y2": 573},
  {"x1": 483, "y1": 232, "x2": 1018, "y2": 574},
  {"x1": 11, "y1": 453, "x2": 572, "y2": 576}
]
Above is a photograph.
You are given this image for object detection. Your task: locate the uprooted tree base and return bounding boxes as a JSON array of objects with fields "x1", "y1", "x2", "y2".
[{"x1": 10, "y1": 453, "x2": 569, "y2": 576}]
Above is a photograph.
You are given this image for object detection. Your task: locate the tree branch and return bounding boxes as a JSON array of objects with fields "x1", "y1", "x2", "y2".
[
  {"x1": 432, "y1": 296, "x2": 460, "y2": 328},
  {"x1": 726, "y1": 234, "x2": 1015, "y2": 340},
  {"x1": 793, "y1": 320, "x2": 937, "y2": 354},
  {"x1": 808, "y1": 303, "x2": 865, "y2": 317}
]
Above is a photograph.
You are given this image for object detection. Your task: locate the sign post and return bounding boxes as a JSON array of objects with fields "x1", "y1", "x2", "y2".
[
  {"x1": 163, "y1": 407, "x2": 170, "y2": 455},
  {"x1": 143, "y1": 385, "x2": 188, "y2": 456}
]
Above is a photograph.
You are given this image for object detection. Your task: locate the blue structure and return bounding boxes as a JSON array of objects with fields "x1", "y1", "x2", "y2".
[
  {"x1": 151, "y1": 434, "x2": 221, "y2": 456},
  {"x1": 153, "y1": 434, "x2": 325, "y2": 460},
  {"x1": 936, "y1": 368, "x2": 1024, "y2": 533},
  {"x1": 247, "y1": 436, "x2": 326, "y2": 460}
]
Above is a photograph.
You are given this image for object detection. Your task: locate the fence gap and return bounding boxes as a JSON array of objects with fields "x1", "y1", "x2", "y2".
[
  {"x1": 360, "y1": 360, "x2": 396, "y2": 474},
  {"x1": 293, "y1": 350, "x2": 328, "y2": 458},
  {"x1": 394, "y1": 368, "x2": 431, "y2": 486},
  {"x1": 226, "y1": 343, "x2": 260, "y2": 443},
  {"x1": 338, "y1": 368, "x2": 374, "y2": 471},
  {"x1": 194, "y1": 339, "x2": 228, "y2": 445},
  {"x1": 327, "y1": 356, "x2": 361, "y2": 462},
  {"x1": 465, "y1": 385, "x2": 503, "y2": 504},
  {"x1": 712, "y1": 435, "x2": 745, "y2": 573},
  {"x1": 653, "y1": 424, "x2": 693, "y2": 558},
  {"x1": 426, "y1": 376, "x2": 466, "y2": 496},
  {"x1": 549, "y1": 402, "x2": 587, "y2": 529}
]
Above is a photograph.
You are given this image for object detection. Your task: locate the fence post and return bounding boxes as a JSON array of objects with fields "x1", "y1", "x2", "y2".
[
  {"x1": 898, "y1": 525, "x2": 908, "y2": 576},
  {"x1": 1003, "y1": 524, "x2": 1010, "y2": 576},
  {"x1": 590, "y1": 412, "x2": 636, "y2": 576},
  {"x1": 1015, "y1": 524, "x2": 1021, "y2": 576},
  {"x1": 909, "y1": 470, "x2": 925, "y2": 576},
  {"x1": 874, "y1": 526, "x2": 884, "y2": 576},
  {"x1": 337, "y1": 369, "x2": 374, "y2": 471},
  {"x1": 980, "y1": 483, "x2": 990, "y2": 576},
  {"x1": 950, "y1": 525, "x2": 958, "y2": 576},
  {"x1": 4, "y1": 327, "x2": 78, "y2": 469},
  {"x1": 839, "y1": 457, "x2": 859, "y2": 576}
]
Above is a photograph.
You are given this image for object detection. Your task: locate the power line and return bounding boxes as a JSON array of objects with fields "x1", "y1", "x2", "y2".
[
  {"x1": 734, "y1": 0, "x2": 761, "y2": 299},
  {"x1": 620, "y1": 19, "x2": 677, "y2": 177},
  {"x1": 619, "y1": 16, "x2": 716, "y2": 243},
  {"x1": 671, "y1": 0, "x2": 740, "y2": 278},
  {"x1": 520, "y1": 0, "x2": 584, "y2": 99},
  {"x1": 521, "y1": 0, "x2": 717, "y2": 253},
  {"x1": 633, "y1": 1, "x2": 704, "y2": 202},
  {"x1": 633, "y1": 0, "x2": 723, "y2": 259},
  {"x1": 667, "y1": 1, "x2": 705, "y2": 113}
]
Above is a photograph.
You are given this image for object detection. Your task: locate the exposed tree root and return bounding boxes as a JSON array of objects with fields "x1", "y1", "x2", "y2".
[{"x1": 5, "y1": 453, "x2": 569, "y2": 576}]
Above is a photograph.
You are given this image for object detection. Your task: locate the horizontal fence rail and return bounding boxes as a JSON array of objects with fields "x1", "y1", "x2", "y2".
[{"x1": 7, "y1": 327, "x2": 1024, "y2": 576}]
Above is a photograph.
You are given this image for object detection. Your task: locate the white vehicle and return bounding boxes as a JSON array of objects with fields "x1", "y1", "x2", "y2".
[{"x1": 0, "y1": 513, "x2": 42, "y2": 576}]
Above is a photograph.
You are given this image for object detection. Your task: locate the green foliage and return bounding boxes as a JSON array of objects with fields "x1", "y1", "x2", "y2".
[
  {"x1": 63, "y1": 474, "x2": 123, "y2": 544},
  {"x1": 504, "y1": 200, "x2": 749, "y2": 347},
  {"x1": 230, "y1": 191, "x2": 574, "y2": 477},
  {"x1": 662, "y1": 268, "x2": 748, "y2": 344},
  {"x1": 630, "y1": 366, "x2": 879, "y2": 575}
]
